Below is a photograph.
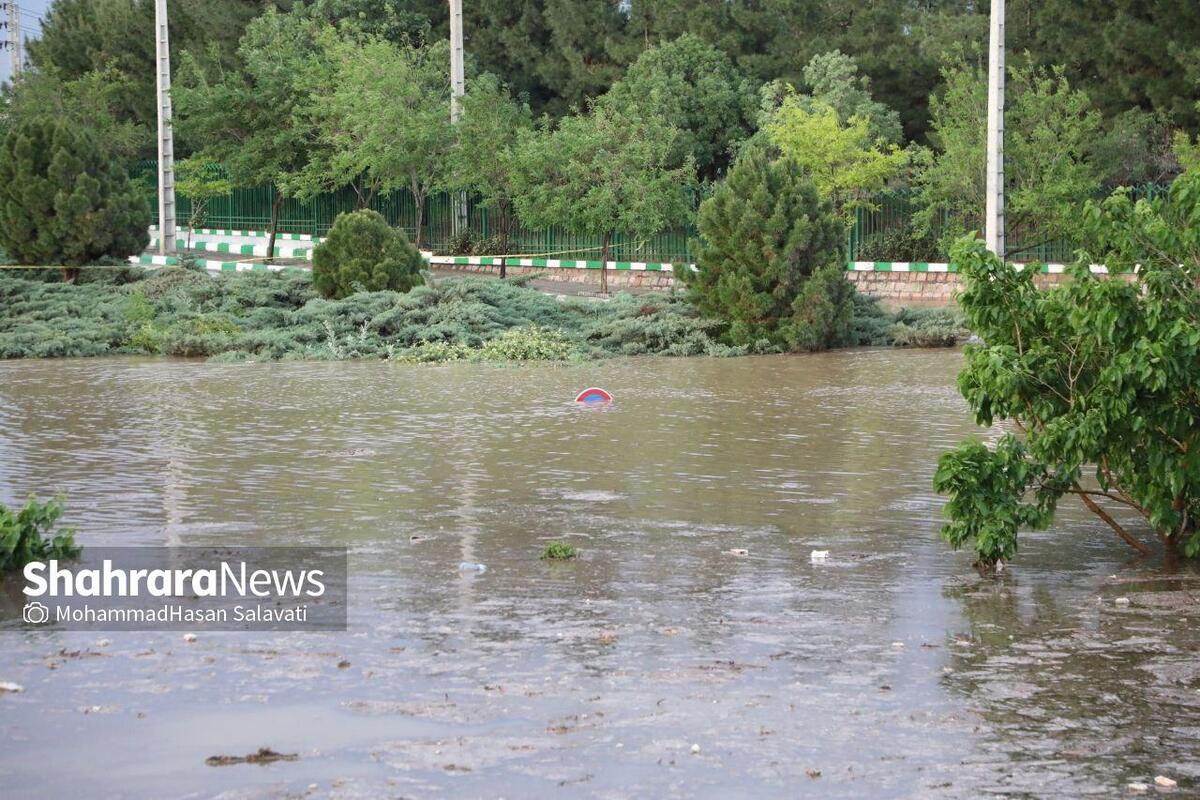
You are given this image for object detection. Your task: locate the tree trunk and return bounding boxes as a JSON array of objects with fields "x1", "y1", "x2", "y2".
[
  {"x1": 600, "y1": 232, "x2": 610, "y2": 294},
  {"x1": 498, "y1": 199, "x2": 509, "y2": 279},
  {"x1": 61, "y1": 267, "x2": 79, "y2": 284},
  {"x1": 414, "y1": 190, "x2": 426, "y2": 250},
  {"x1": 267, "y1": 190, "x2": 285, "y2": 263}
]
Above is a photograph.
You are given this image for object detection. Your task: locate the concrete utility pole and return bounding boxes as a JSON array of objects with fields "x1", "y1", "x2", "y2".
[
  {"x1": 448, "y1": 0, "x2": 467, "y2": 236},
  {"x1": 3, "y1": 1, "x2": 21, "y2": 79},
  {"x1": 985, "y1": 0, "x2": 1005, "y2": 259},
  {"x1": 155, "y1": 0, "x2": 176, "y2": 255}
]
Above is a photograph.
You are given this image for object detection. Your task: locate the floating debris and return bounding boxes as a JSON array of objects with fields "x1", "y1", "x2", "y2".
[
  {"x1": 0, "y1": 681, "x2": 24, "y2": 694},
  {"x1": 811, "y1": 550, "x2": 829, "y2": 563},
  {"x1": 1155, "y1": 776, "x2": 1178, "y2": 788},
  {"x1": 726, "y1": 548, "x2": 749, "y2": 557},
  {"x1": 690, "y1": 744, "x2": 700, "y2": 754},
  {"x1": 183, "y1": 633, "x2": 198, "y2": 643},
  {"x1": 206, "y1": 747, "x2": 299, "y2": 767},
  {"x1": 458, "y1": 562, "x2": 487, "y2": 574}
]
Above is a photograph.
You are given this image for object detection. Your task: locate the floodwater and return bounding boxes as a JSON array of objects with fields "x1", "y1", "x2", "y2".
[{"x1": 0, "y1": 351, "x2": 1197, "y2": 799}]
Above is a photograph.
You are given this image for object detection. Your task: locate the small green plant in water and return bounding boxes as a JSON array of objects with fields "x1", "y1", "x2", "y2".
[
  {"x1": 540, "y1": 541, "x2": 578, "y2": 560},
  {"x1": 0, "y1": 496, "x2": 81, "y2": 572}
]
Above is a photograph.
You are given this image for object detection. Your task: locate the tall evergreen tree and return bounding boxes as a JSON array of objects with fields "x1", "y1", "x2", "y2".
[{"x1": 0, "y1": 118, "x2": 150, "y2": 280}]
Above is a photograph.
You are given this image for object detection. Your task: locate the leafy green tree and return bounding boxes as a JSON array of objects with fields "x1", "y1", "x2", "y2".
[
  {"x1": 310, "y1": 0, "x2": 446, "y2": 43},
  {"x1": 913, "y1": 62, "x2": 1102, "y2": 254},
  {"x1": 512, "y1": 103, "x2": 694, "y2": 293},
  {"x1": 597, "y1": 34, "x2": 755, "y2": 180},
  {"x1": 0, "y1": 496, "x2": 80, "y2": 573},
  {"x1": 312, "y1": 209, "x2": 425, "y2": 299},
  {"x1": 766, "y1": 98, "x2": 908, "y2": 216},
  {"x1": 313, "y1": 36, "x2": 452, "y2": 247},
  {"x1": 27, "y1": 0, "x2": 284, "y2": 152},
  {"x1": 0, "y1": 118, "x2": 150, "y2": 281},
  {"x1": 174, "y1": 8, "x2": 325, "y2": 258},
  {"x1": 174, "y1": 158, "x2": 233, "y2": 248},
  {"x1": 446, "y1": 73, "x2": 534, "y2": 265},
  {"x1": 1091, "y1": 109, "x2": 1181, "y2": 186},
  {"x1": 799, "y1": 50, "x2": 903, "y2": 145},
  {"x1": 934, "y1": 169, "x2": 1200, "y2": 567},
  {"x1": 681, "y1": 143, "x2": 846, "y2": 347}
]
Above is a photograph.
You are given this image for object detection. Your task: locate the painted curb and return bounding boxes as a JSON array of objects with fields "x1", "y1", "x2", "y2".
[
  {"x1": 847, "y1": 261, "x2": 1117, "y2": 275},
  {"x1": 149, "y1": 226, "x2": 322, "y2": 243}
]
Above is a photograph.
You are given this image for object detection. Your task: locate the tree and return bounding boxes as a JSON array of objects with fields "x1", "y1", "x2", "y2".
[
  {"x1": 314, "y1": 36, "x2": 452, "y2": 248},
  {"x1": 0, "y1": 118, "x2": 150, "y2": 281},
  {"x1": 799, "y1": 50, "x2": 903, "y2": 145},
  {"x1": 312, "y1": 209, "x2": 425, "y2": 299},
  {"x1": 512, "y1": 103, "x2": 694, "y2": 294},
  {"x1": 766, "y1": 98, "x2": 908, "y2": 216},
  {"x1": 445, "y1": 73, "x2": 534, "y2": 267},
  {"x1": 27, "y1": 0, "x2": 284, "y2": 155},
  {"x1": 597, "y1": 34, "x2": 755, "y2": 180},
  {"x1": 681, "y1": 143, "x2": 846, "y2": 347},
  {"x1": 174, "y1": 158, "x2": 232, "y2": 248},
  {"x1": 174, "y1": 8, "x2": 325, "y2": 259},
  {"x1": 933, "y1": 168, "x2": 1200, "y2": 567},
  {"x1": 912, "y1": 62, "x2": 1102, "y2": 255}
]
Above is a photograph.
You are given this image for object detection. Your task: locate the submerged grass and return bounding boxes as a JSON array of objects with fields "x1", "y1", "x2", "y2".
[{"x1": 0, "y1": 270, "x2": 964, "y2": 362}]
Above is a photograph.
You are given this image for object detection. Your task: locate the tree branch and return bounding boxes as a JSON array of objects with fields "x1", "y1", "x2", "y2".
[{"x1": 1072, "y1": 481, "x2": 1152, "y2": 555}]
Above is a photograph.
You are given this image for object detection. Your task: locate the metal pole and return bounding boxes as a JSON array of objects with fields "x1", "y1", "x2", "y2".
[
  {"x1": 5, "y1": 1, "x2": 20, "y2": 78},
  {"x1": 449, "y1": 0, "x2": 467, "y2": 237},
  {"x1": 155, "y1": 0, "x2": 176, "y2": 255},
  {"x1": 985, "y1": 0, "x2": 1005, "y2": 259}
]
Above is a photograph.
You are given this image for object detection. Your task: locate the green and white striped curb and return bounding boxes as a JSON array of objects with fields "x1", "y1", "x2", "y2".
[
  {"x1": 150, "y1": 238, "x2": 314, "y2": 261},
  {"x1": 149, "y1": 226, "x2": 323, "y2": 242},
  {"x1": 129, "y1": 254, "x2": 306, "y2": 273},
  {"x1": 847, "y1": 261, "x2": 1114, "y2": 274},
  {"x1": 431, "y1": 255, "x2": 691, "y2": 272}
]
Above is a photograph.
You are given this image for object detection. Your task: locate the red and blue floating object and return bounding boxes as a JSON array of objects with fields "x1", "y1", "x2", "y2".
[{"x1": 574, "y1": 387, "x2": 613, "y2": 404}]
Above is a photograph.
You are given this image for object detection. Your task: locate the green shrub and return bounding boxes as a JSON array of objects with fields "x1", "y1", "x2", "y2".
[
  {"x1": 0, "y1": 118, "x2": 150, "y2": 280},
  {"x1": 312, "y1": 209, "x2": 425, "y2": 299},
  {"x1": 477, "y1": 326, "x2": 576, "y2": 361},
  {"x1": 786, "y1": 263, "x2": 857, "y2": 351},
  {"x1": 888, "y1": 307, "x2": 966, "y2": 347},
  {"x1": 855, "y1": 219, "x2": 942, "y2": 263},
  {"x1": 540, "y1": 541, "x2": 578, "y2": 560},
  {"x1": 0, "y1": 496, "x2": 80, "y2": 572},
  {"x1": 682, "y1": 144, "x2": 845, "y2": 348}
]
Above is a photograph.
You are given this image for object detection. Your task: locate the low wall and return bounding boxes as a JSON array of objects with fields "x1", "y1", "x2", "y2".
[
  {"x1": 846, "y1": 262, "x2": 1135, "y2": 307},
  {"x1": 433, "y1": 261, "x2": 677, "y2": 291}
]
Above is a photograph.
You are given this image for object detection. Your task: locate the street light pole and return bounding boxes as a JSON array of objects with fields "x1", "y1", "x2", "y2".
[
  {"x1": 155, "y1": 0, "x2": 176, "y2": 255},
  {"x1": 985, "y1": 0, "x2": 1005, "y2": 259},
  {"x1": 4, "y1": 1, "x2": 20, "y2": 79},
  {"x1": 449, "y1": 0, "x2": 467, "y2": 239}
]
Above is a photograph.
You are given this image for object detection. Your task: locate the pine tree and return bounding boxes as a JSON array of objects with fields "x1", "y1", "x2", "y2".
[
  {"x1": 681, "y1": 143, "x2": 845, "y2": 347},
  {"x1": 0, "y1": 118, "x2": 151, "y2": 281}
]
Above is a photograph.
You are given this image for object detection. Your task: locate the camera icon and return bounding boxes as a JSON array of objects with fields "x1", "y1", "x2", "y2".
[{"x1": 22, "y1": 601, "x2": 50, "y2": 625}]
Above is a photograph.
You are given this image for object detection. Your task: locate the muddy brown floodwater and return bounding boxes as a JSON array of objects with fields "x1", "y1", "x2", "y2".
[{"x1": 0, "y1": 351, "x2": 1198, "y2": 799}]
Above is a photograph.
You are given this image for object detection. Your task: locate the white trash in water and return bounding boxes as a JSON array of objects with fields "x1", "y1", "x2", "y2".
[
  {"x1": 0, "y1": 681, "x2": 24, "y2": 694},
  {"x1": 811, "y1": 550, "x2": 829, "y2": 562},
  {"x1": 1155, "y1": 776, "x2": 1178, "y2": 788},
  {"x1": 458, "y1": 562, "x2": 487, "y2": 574}
]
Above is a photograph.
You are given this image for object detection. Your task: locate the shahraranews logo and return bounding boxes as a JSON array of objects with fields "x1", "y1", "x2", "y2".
[{"x1": 4, "y1": 546, "x2": 347, "y2": 632}]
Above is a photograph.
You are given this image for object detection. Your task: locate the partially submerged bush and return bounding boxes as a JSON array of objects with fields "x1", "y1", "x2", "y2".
[
  {"x1": 312, "y1": 210, "x2": 425, "y2": 299},
  {"x1": 477, "y1": 326, "x2": 577, "y2": 361},
  {"x1": 0, "y1": 496, "x2": 80, "y2": 572},
  {"x1": 540, "y1": 541, "x2": 578, "y2": 560}
]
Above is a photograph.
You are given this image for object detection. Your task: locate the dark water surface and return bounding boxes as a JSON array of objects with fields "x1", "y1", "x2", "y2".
[{"x1": 0, "y1": 352, "x2": 1197, "y2": 798}]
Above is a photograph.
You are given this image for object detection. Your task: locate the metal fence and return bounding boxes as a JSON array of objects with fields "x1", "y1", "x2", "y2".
[{"x1": 135, "y1": 163, "x2": 1167, "y2": 264}]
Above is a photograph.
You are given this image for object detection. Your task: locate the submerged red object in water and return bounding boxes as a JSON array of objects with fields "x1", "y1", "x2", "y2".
[{"x1": 574, "y1": 387, "x2": 613, "y2": 404}]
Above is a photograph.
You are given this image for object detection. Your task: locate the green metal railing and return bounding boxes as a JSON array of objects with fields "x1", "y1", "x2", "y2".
[{"x1": 134, "y1": 163, "x2": 1167, "y2": 265}]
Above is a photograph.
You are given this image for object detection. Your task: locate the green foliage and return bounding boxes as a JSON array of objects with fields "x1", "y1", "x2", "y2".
[
  {"x1": 540, "y1": 541, "x2": 578, "y2": 560},
  {"x1": 512, "y1": 102, "x2": 694, "y2": 292},
  {"x1": 855, "y1": 218, "x2": 942, "y2": 263},
  {"x1": 445, "y1": 73, "x2": 533, "y2": 251},
  {"x1": 0, "y1": 117, "x2": 150, "y2": 274},
  {"x1": 767, "y1": 100, "x2": 908, "y2": 215},
  {"x1": 934, "y1": 169, "x2": 1200, "y2": 565},
  {"x1": 312, "y1": 210, "x2": 425, "y2": 299},
  {"x1": 682, "y1": 144, "x2": 845, "y2": 347},
  {"x1": 597, "y1": 34, "x2": 754, "y2": 180},
  {"x1": 786, "y1": 264, "x2": 857, "y2": 351},
  {"x1": 305, "y1": 34, "x2": 452, "y2": 246},
  {"x1": 0, "y1": 496, "x2": 80, "y2": 573},
  {"x1": 799, "y1": 50, "x2": 903, "y2": 145},
  {"x1": 476, "y1": 327, "x2": 577, "y2": 362},
  {"x1": 175, "y1": 158, "x2": 233, "y2": 244},
  {"x1": 913, "y1": 63, "x2": 1102, "y2": 252}
]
